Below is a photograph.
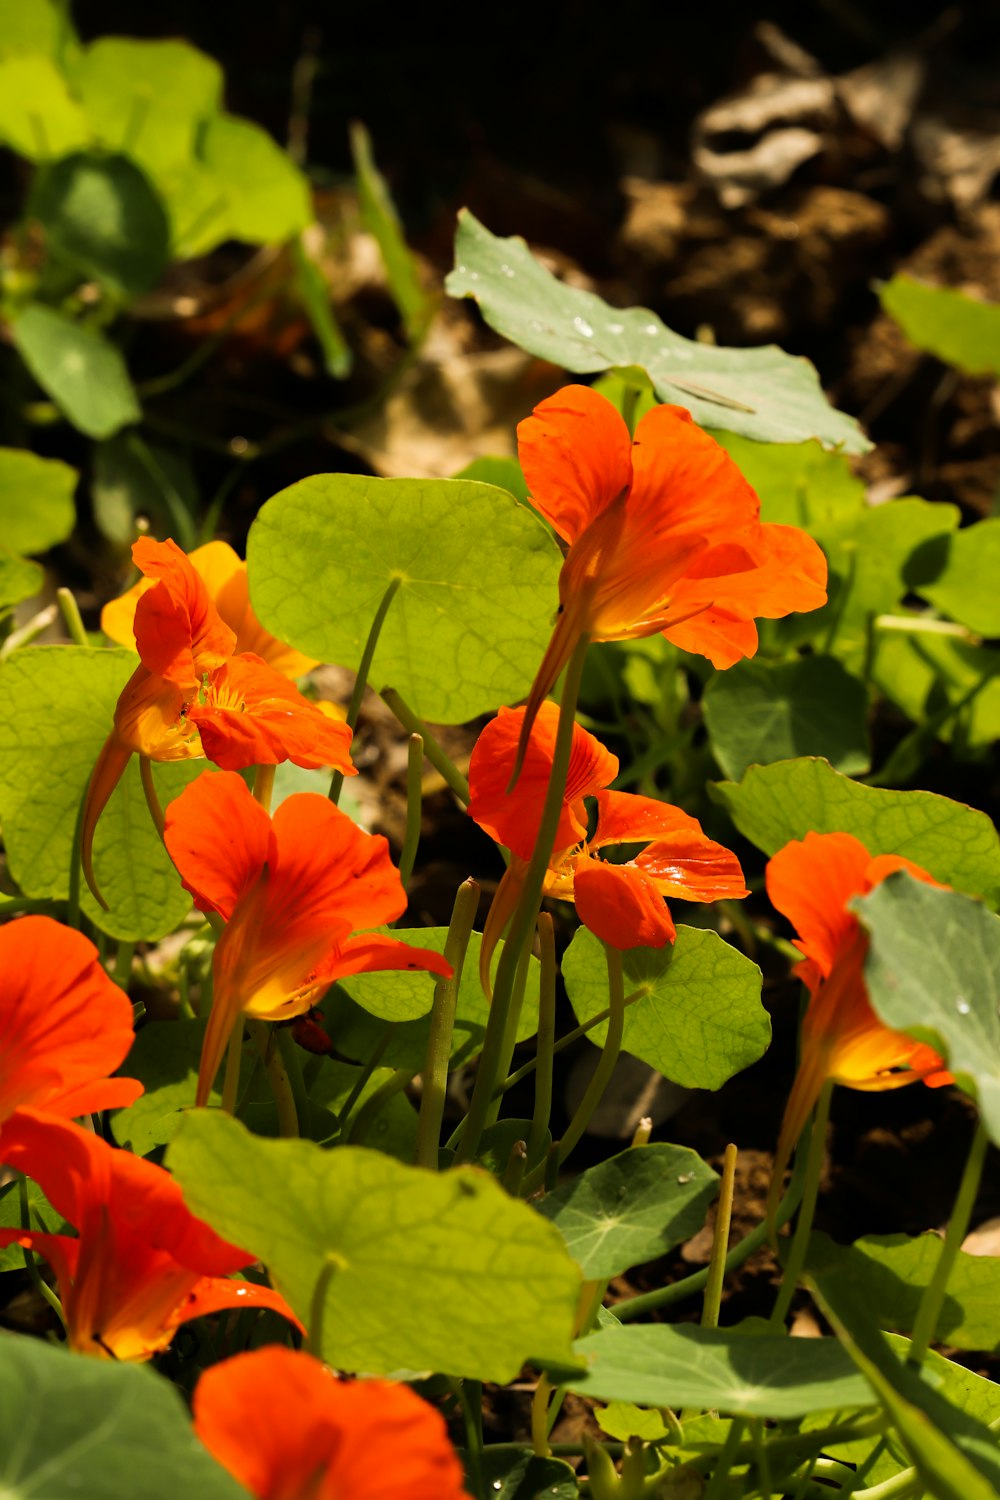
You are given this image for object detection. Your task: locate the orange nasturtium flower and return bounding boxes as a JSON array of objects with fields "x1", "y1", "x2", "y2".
[
  {"x1": 82, "y1": 538, "x2": 355, "y2": 904},
  {"x1": 194, "y1": 1347, "x2": 473, "y2": 1500},
  {"x1": 469, "y1": 703, "x2": 748, "y2": 989},
  {"x1": 766, "y1": 831, "x2": 952, "y2": 1209},
  {"x1": 513, "y1": 384, "x2": 828, "y2": 767},
  {"x1": 164, "y1": 771, "x2": 452, "y2": 1106},
  {"x1": 0, "y1": 1110, "x2": 300, "y2": 1360},
  {"x1": 0, "y1": 916, "x2": 142, "y2": 1132}
]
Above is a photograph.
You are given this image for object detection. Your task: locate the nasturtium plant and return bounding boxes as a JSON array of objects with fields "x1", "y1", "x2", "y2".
[{"x1": 881, "y1": 273, "x2": 1000, "y2": 377}]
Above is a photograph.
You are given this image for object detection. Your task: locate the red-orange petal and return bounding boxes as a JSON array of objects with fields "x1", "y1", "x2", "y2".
[
  {"x1": 318, "y1": 933, "x2": 453, "y2": 986},
  {"x1": 587, "y1": 792, "x2": 749, "y2": 903},
  {"x1": 194, "y1": 1348, "x2": 473, "y2": 1500},
  {"x1": 131, "y1": 538, "x2": 236, "y2": 691},
  {"x1": 574, "y1": 858, "x2": 677, "y2": 949},
  {"x1": 165, "y1": 1274, "x2": 303, "y2": 1335},
  {"x1": 766, "y1": 831, "x2": 874, "y2": 977},
  {"x1": 0, "y1": 919, "x2": 142, "y2": 1128},
  {"x1": 628, "y1": 402, "x2": 762, "y2": 541},
  {"x1": 517, "y1": 384, "x2": 633, "y2": 545},
  {"x1": 189, "y1": 655, "x2": 355, "y2": 773},
  {"x1": 164, "y1": 769, "x2": 274, "y2": 922}
]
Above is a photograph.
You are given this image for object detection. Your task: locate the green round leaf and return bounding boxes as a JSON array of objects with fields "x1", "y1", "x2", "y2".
[
  {"x1": 200, "y1": 113, "x2": 312, "y2": 244},
  {"x1": 881, "y1": 274, "x2": 1000, "y2": 378},
  {"x1": 562, "y1": 925, "x2": 769, "y2": 1091},
  {"x1": 0, "y1": 447, "x2": 76, "y2": 553},
  {"x1": 167, "y1": 1110, "x2": 581, "y2": 1382},
  {"x1": 918, "y1": 518, "x2": 1000, "y2": 637},
  {"x1": 0, "y1": 549, "x2": 43, "y2": 612},
  {"x1": 31, "y1": 151, "x2": 170, "y2": 298},
  {"x1": 0, "y1": 1333, "x2": 245, "y2": 1499},
  {"x1": 247, "y1": 474, "x2": 562, "y2": 723},
  {"x1": 12, "y1": 304, "x2": 140, "y2": 438},
  {"x1": 0, "y1": 54, "x2": 89, "y2": 160},
  {"x1": 71, "y1": 37, "x2": 222, "y2": 173}
]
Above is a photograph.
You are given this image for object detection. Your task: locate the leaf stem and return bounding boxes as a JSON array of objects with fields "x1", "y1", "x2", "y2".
[
  {"x1": 330, "y1": 575, "x2": 402, "y2": 805},
  {"x1": 702, "y1": 1143, "x2": 738, "y2": 1330},
  {"x1": 18, "y1": 1177, "x2": 66, "y2": 1329},
  {"x1": 414, "y1": 878, "x2": 480, "y2": 1169},
  {"x1": 139, "y1": 754, "x2": 166, "y2": 840},
  {"x1": 769, "y1": 1080, "x2": 833, "y2": 1330},
  {"x1": 396, "y1": 733, "x2": 424, "y2": 889},
  {"x1": 56, "y1": 587, "x2": 89, "y2": 646},
  {"x1": 526, "y1": 912, "x2": 556, "y2": 1167},
  {"x1": 554, "y1": 941, "x2": 626, "y2": 1167},
  {"x1": 907, "y1": 1115, "x2": 989, "y2": 1365},
  {"x1": 379, "y1": 686, "x2": 469, "y2": 804},
  {"x1": 247, "y1": 1019, "x2": 299, "y2": 1138},
  {"x1": 221, "y1": 1020, "x2": 243, "y2": 1116}
]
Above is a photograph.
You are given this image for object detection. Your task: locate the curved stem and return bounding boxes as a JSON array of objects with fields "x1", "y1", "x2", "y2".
[
  {"x1": 18, "y1": 1177, "x2": 66, "y2": 1329},
  {"x1": 334, "y1": 1023, "x2": 398, "y2": 1132},
  {"x1": 554, "y1": 941, "x2": 626, "y2": 1167},
  {"x1": 455, "y1": 635, "x2": 589, "y2": 1164},
  {"x1": 330, "y1": 576, "x2": 402, "y2": 805},
  {"x1": 770, "y1": 1080, "x2": 833, "y2": 1330},
  {"x1": 396, "y1": 734, "x2": 424, "y2": 890},
  {"x1": 306, "y1": 1252, "x2": 343, "y2": 1358},
  {"x1": 379, "y1": 687, "x2": 469, "y2": 804},
  {"x1": 414, "y1": 878, "x2": 480, "y2": 1169},
  {"x1": 526, "y1": 912, "x2": 556, "y2": 1167},
  {"x1": 247, "y1": 1019, "x2": 299, "y2": 1138},
  {"x1": 139, "y1": 755, "x2": 166, "y2": 840},
  {"x1": 221, "y1": 1020, "x2": 243, "y2": 1116},
  {"x1": 702, "y1": 1142, "x2": 738, "y2": 1330},
  {"x1": 907, "y1": 1115, "x2": 989, "y2": 1365}
]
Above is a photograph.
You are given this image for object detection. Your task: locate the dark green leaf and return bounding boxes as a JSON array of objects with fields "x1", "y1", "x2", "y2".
[
  {"x1": 562, "y1": 926, "x2": 769, "y2": 1091},
  {"x1": 538, "y1": 1143, "x2": 718, "y2": 1280},
  {"x1": 446, "y1": 211, "x2": 869, "y2": 450},
  {"x1": 31, "y1": 151, "x2": 170, "y2": 299},
  {"x1": 710, "y1": 757, "x2": 1000, "y2": 905},
  {"x1": 12, "y1": 304, "x2": 140, "y2": 438},
  {"x1": 480, "y1": 1449, "x2": 578, "y2": 1499}
]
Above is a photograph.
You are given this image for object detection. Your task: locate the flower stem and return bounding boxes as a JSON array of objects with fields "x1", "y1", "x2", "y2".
[
  {"x1": 139, "y1": 755, "x2": 166, "y2": 839},
  {"x1": 221, "y1": 1021, "x2": 243, "y2": 1116},
  {"x1": 333, "y1": 1023, "x2": 398, "y2": 1132},
  {"x1": 907, "y1": 1115, "x2": 989, "y2": 1365},
  {"x1": 379, "y1": 686, "x2": 469, "y2": 804},
  {"x1": 702, "y1": 1142, "x2": 738, "y2": 1329},
  {"x1": 526, "y1": 912, "x2": 556, "y2": 1167},
  {"x1": 769, "y1": 1080, "x2": 833, "y2": 1330},
  {"x1": 414, "y1": 878, "x2": 480, "y2": 1169},
  {"x1": 252, "y1": 763, "x2": 275, "y2": 813},
  {"x1": 18, "y1": 1177, "x2": 66, "y2": 1329},
  {"x1": 396, "y1": 733, "x2": 424, "y2": 889},
  {"x1": 455, "y1": 634, "x2": 590, "y2": 1164},
  {"x1": 554, "y1": 941, "x2": 625, "y2": 1167},
  {"x1": 484, "y1": 936, "x2": 533, "y2": 1130},
  {"x1": 306, "y1": 1252, "x2": 343, "y2": 1358},
  {"x1": 330, "y1": 575, "x2": 402, "y2": 805},
  {"x1": 247, "y1": 1019, "x2": 299, "y2": 1138},
  {"x1": 56, "y1": 587, "x2": 89, "y2": 647}
]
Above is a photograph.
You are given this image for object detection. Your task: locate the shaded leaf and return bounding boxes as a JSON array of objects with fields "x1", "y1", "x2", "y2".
[
  {"x1": 480, "y1": 1449, "x2": 578, "y2": 1499},
  {"x1": 714, "y1": 431, "x2": 866, "y2": 528},
  {"x1": 710, "y1": 757, "x2": 1000, "y2": 905},
  {"x1": 247, "y1": 474, "x2": 562, "y2": 723},
  {"x1": 11, "y1": 304, "x2": 140, "y2": 438},
  {"x1": 881, "y1": 274, "x2": 1000, "y2": 377},
  {"x1": 703, "y1": 655, "x2": 871, "y2": 780},
  {"x1": 917, "y1": 518, "x2": 1000, "y2": 637},
  {"x1": 167, "y1": 1111, "x2": 581, "y2": 1381},
  {"x1": 538, "y1": 1143, "x2": 718, "y2": 1280},
  {"x1": 446, "y1": 210, "x2": 869, "y2": 450},
  {"x1": 562, "y1": 926, "x2": 769, "y2": 1091},
  {"x1": 856, "y1": 871, "x2": 1000, "y2": 1142},
  {"x1": 31, "y1": 151, "x2": 170, "y2": 299}
]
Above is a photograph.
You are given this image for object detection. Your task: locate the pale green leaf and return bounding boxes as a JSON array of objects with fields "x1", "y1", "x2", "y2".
[
  {"x1": 710, "y1": 757, "x2": 1000, "y2": 905},
  {"x1": 0, "y1": 447, "x2": 76, "y2": 553},
  {"x1": 0, "y1": 549, "x2": 43, "y2": 612},
  {"x1": 703, "y1": 655, "x2": 871, "y2": 779},
  {"x1": 0, "y1": 53, "x2": 89, "y2": 160},
  {"x1": 0, "y1": 645, "x2": 198, "y2": 939},
  {"x1": 557, "y1": 1322, "x2": 873, "y2": 1418},
  {"x1": 167, "y1": 1111, "x2": 581, "y2": 1381},
  {"x1": 917, "y1": 518, "x2": 1000, "y2": 637},
  {"x1": 856, "y1": 872, "x2": 1000, "y2": 1142},
  {"x1": 871, "y1": 630, "x2": 1000, "y2": 752},
  {"x1": 200, "y1": 114, "x2": 312, "y2": 244},
  {"x1": 713, "y1": 431, "x2": 866, "y2": 527},
  {"x1": 446, "y1": 211, "x2": 869, "y2": 450},
  {"x1": 247, "y1": 474, "x2": 563, "y2": 723},
  {"x1": 538, "y1": 1143, "x2": 718, "y2": 1279},
  {"x1": 881, "y1": 274, "x2": 1000, "y2": 377},
  {"x1": 595, "y1": 1402, "x2": 671, "y2": 1442},
  {"x1": 0, "y1": 1333, "x2": 245, "y2": 1499},
  {"x1": 562, "y1": 926, "x2": 768, "y2": 1091},
  {"x1": 72, "y1": 37, "x2": 222, "y2": 172},
  {"x1": 0, "y1": 0, "x2": 78, "y2": 62},
  {"x1": 11, "y1": 304, "x2": 140, "y2": 438},
  {"x1": 31, "y1": 151, "x2": 170, "y2": 299}
]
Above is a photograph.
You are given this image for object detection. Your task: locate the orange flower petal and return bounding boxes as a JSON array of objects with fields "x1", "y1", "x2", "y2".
[
  {"x1": 574, "y1": 859, "x2": 677, "y2": 949},
  {"x1": 165, "y1": 1275, "x2": 305, "y2": 1335},
  {"x1": 628, "y1": 402, "x2": 761, "y2": 540},
  {"x1": 194, "y1": 1348, "x2": 473, "y2": 1500},
  {"x1": 0, "y1": 919, "x2": 142, "y2": 1129},
  {"x1": 319, "y1": 933, "x2": 453, "y2": 986},
  {"x1": 164, "y1": 769, "x2": 273, "y2": 922},
  {"x1": 660, "y1": 606, "x2": 759, "y2": 668},
  {"x1": 517, "y1": 383, "x2": 633, "y2": 544},
  {"x1": 188, "y1": 655, "x2": 355, "y2": 773},
  {"x1": 766, "y1": 831, "x2": 874, "y2": 977},
  {"x1": 131, "y1": 538, "x2": 236, "y2": 691}
]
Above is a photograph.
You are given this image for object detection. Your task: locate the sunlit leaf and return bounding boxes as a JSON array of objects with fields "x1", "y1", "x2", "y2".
[
  {"x1": 881, "y1": 274, "x2": 1000, "y2": 377},
  {"x1": 247, "y1": 474, "x2": 562, "y2": 723},
  {"x1": 167, "y1": 1111, "x2": 581, "y2": 1382},
  {"x1": 714, "y1": 432, "x2": 866, "y2": 528},
  {"x1": 0, "y1": 54, "x2": 89, "y2": 160},
  {"x1": 538, "y1": 1143, "x2": 718, "y2": 1280},
  {"x1": 856, "y1": 871, "x2": 1000, "y2": 1142},
  {"x1": 710, "y1": 757, "x2": 1000, "y2": 906},
  {"x1": 0, "y1": 645, "x2": 198, "y2": 939},
  {"x1": 555, "y1": 1322, "x2": 873, "y2": 1418},
  {"x1": 31, "y1": 151, "x2": 170, "y2": 299},
  {"x1": 562, "y1": 926, "x2": 768, "y2": 1091},
  {"x1": 0, "y1": 1333, "x2": 245, "y2": 1499},
  {"x1": 0, "y1": 0, "x2": 78, "y2": 62},
  {"x1": 446, "y1": 211, "x2": 869, "y2": 450},
  {"x1": 71, "y1": 37, "x2": 222, "y2": 172},
  {"x1": 11, "y1": 304, "x2": 140, "y2": 438},
  {"x1": 915, "y1": 518, "x2": 1000, "y2": 638},
  {"x1": 871, "y1": 631, "x2": 1000, "y2": 753},
  {"x1": 0, "y1": 447, "x2": 76, "y2": 554},
  {"x1": 703, "y1": 655, "x2": 871, "y2": 780},
  {"x1": 200, "y1": 113, "x2": 312, "y2": 244},
  {"x1": 351, "y1": 121, "x2": 433, "y2": 341}
]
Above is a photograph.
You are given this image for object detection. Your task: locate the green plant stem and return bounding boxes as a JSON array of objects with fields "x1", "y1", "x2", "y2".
[
  {"x1": 139, "y1": 755, "x2": 166, "y2": 840},
  {"x1": 397, "y1": 734, "x2": 424, "y2": 889},
  {"x1": 753, "y1": 1420, "x2": 774, "y2": 1500},
  {"x1": 18, "y1": 1177, "x2": 66, "y2": 1329},
  {"x1": 306, "y1": 1252, "x2": 342, "y2": 1358},
  {"x1": 56, "y1": 587, "x2": 89, "y2": 646},
  {"x1": 274, "y1": 1026, "x2": 310, "y2": 1129},
  {"x1": 484, "y1": 937, "x2": 533, "y2": 1129},
  {"x1": 414, "y1": 879, "x2": 480, "y2": 1169},
  {"x1": 221, "y1": 1021, "x2": 243, "y2": 1116},
  {"x1": 853, "y1": 1469, "x2": 923, "y2": 1500},
  {"x1": 333, "y1": 1023, "x2": 398, "y2": 1132},
  {"x1": 500, "y1": 986, "x2": 648, "y2": 1095},
  {"x1": 703, "y1": 1418, "x2": 747, "y2": 1500},
  {"x1": 907, "y1": 1115, "x2": 989, "y2": 1365},
  {"x1": 770, "y1": 1080, "x2": 833, "y2": 1331},
  {"x1": 455, "y1": 635, "x2": 590, "y2": 1164},
  {"x1": 617, "y1": 1127, "x2": 810, "y2": 1321},
  {"x1": 702, "y1": 1142, "x2": 738, "y2": 1329},
  {"x1": 330, "y1": 577, "x2": 402, "y2": 805},
  {"x1": 527, "y1": 912, "x2": 556, "y2": 1167},
  {"x1": 347, "y1": 1068, "x2": 413, "y2": 1143},
  {"x1": 379, "y1": 686, "x2": 469, "y2": 804},
  {"x1": 112, "y1": 940, "x2": 134, "y2": 990},
  {"x1": 247, "y1": 1019, "x2": 298, "y2": 1138},
  {"x1": 554, "y1": 941, "x2": 626, "y2": 1167},
  {"x1": 67, "y1": 791, "x2": 85, "y2": 931},
  {"x1": 458, "y1": 1379, "x2": 486, "y2": 1500}
]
